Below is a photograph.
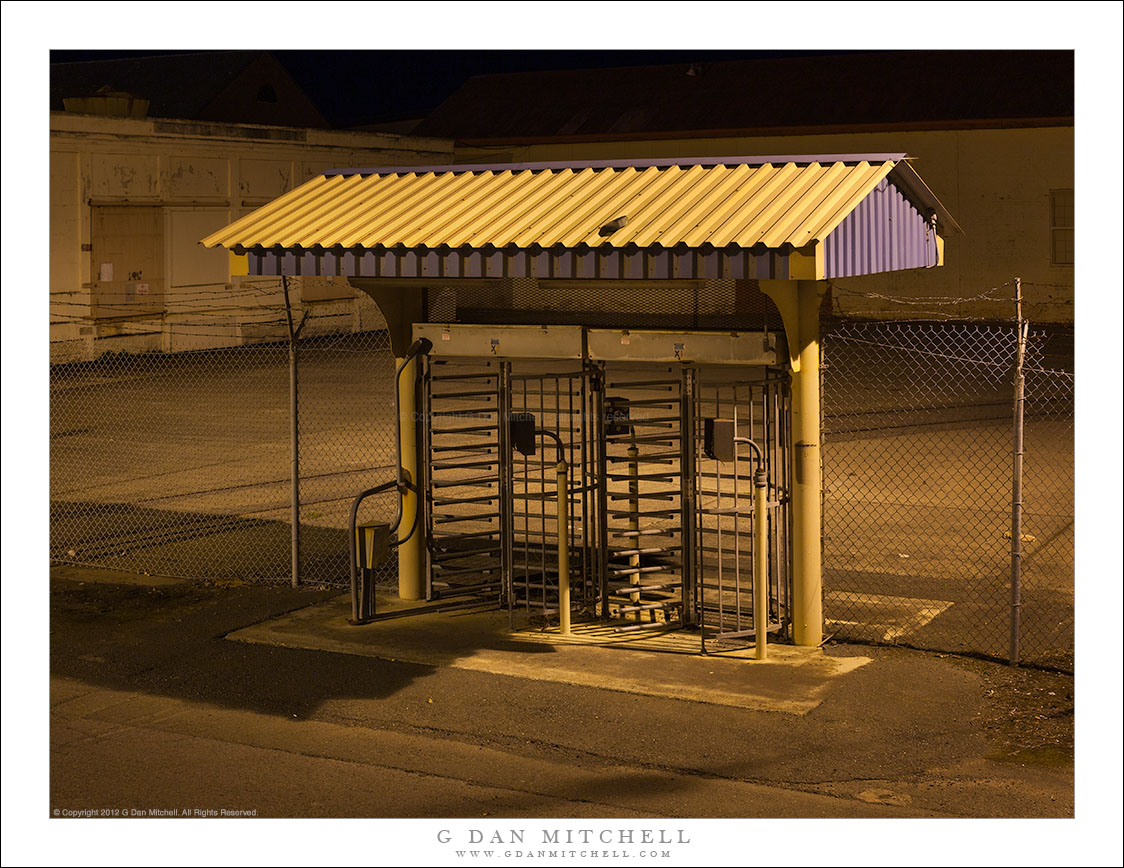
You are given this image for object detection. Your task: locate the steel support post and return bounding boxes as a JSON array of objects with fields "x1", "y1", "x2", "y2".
[
  {"x1": 397, "y1": 355, "x2": 425, "y2": 600},
  {"x1": 790, "y1": 280, "x2": 825, "y2": 646},
  {"x1": 760, "y1": 279, "x2": 826, "y2": 646}
]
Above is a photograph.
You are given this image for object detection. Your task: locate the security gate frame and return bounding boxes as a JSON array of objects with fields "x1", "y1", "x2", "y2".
[
  {"x1": 692, "y1": 367, "x2": 792, "y2": 643},
  {"x1": 418, "y1": 325, "x2": 792, "y2": 646}
]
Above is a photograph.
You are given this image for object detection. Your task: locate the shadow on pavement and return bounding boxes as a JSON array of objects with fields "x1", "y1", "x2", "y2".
[{"x1": 49, "y1": 568, "x2": 552, "y2": 720}]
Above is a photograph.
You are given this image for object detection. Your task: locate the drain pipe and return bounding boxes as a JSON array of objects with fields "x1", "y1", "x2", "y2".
[{"x1": 735, "y1": 435, "x2": 769, "y2": 661}]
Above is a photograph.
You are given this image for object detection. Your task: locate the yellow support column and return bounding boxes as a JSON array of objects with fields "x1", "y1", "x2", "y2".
[
  {"x1": 760, "y1": 279, "x2": 826, "y2": 647},
  {"x1": 791, "y1": 280, "x2": 824, "y2": 646},
  {"x1": 397, "y1": 354, "x2": 425, "y2": 601}
]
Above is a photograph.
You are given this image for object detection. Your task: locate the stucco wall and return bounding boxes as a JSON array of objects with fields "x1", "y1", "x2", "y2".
[{"x1": 49, "y1": 112, "x2": 454, "y2": 362}]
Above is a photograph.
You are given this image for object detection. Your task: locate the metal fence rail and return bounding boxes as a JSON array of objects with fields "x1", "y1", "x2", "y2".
[{"x1": 822, "y1": 318, "x2": 1074, "y2": 670}]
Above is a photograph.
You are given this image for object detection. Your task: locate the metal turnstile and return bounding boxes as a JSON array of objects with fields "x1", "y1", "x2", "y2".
[
  {"x1": 422, "y1": 357, "x2": 504, "y2": 602},
  {"x1": 416, "y1": 324, "x2": 792, "y2": 647},
  {"x1": 596, "y1": 364, "x2": 691, "y2": 631}
]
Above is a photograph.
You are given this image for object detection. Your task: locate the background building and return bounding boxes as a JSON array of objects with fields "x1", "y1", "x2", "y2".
[
  {"x1": 49, "y1": 58, "x2": 452, "y2": 364},
  {"x1": 415, "y1": 50, "x2": 1074, "y2": 323}
]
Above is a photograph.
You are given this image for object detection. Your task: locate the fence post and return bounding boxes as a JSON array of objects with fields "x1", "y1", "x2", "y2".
[
  {"x1": 282, "y1": 276, "x2": 308, "y2": 589},
  {"x1": 1010, "y1": 277, "x2": 1026, "y2": 665}
]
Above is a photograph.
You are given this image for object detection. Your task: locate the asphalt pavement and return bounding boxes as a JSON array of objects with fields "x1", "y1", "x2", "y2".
[{"x1": 45, "y1": 564, "x2": 1075, "y2": 825}]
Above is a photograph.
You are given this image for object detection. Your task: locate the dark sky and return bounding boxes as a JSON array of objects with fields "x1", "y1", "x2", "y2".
[{"x1": 49, "y1": 49, "x2": 852, "y2": 128}]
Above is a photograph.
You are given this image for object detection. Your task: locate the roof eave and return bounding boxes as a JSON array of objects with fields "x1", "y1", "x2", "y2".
[{"x1": 888, "y1": 161, "x2": 963, "y2": 235}]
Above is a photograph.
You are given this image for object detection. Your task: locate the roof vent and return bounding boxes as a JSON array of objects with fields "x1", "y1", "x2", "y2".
[{"x1": 599, "y1": 215, "x2": 629, "y2": 236}]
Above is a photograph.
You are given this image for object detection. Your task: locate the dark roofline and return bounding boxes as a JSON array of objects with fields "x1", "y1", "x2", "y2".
[{"x1": 447, "y1": 116, "x2": 1075, "y2": 148}]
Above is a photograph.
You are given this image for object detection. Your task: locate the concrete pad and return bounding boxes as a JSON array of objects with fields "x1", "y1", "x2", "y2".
[
  {"x1": 228, "y1": 596, "x2": 870, "y2": 715},
  {"x1": 824, "y1": 590, "x2": 952, "y2": 643}
]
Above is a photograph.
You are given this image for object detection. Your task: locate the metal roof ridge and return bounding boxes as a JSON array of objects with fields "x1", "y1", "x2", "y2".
[{"x1": 322, "y1": 154, "x2": 909, "y2": 178}]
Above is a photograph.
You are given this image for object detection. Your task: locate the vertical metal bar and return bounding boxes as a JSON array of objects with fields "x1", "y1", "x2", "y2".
[
  {"x1": 728, "y1": 386, "x2": 737, "y2": 629},
  {"x1": 692, "y1": 375, "x2": 701, "y2": 652},
  {"x1": 785, "y1": 373, "x2": 794, "y2": 631},
  {"x1": 557, "y1": 458, "x2": 571, "y2": 634},
  {"x1": 692, "y1": 381, "x2": 702, "y2": 632},
  {"x1": 754, "y1": 467, "x2": 769, "y2": 660},
  {"x1": 422, "y1": 356, "x2": 433, "y2": 602},
  {"x1": 627, "y1": 443, "x2": 641, "y2": 615},
  {"x1": 577, "y1": 371, "x2": 587, "y2": 601},
  {"x1": 289, "y1": 340, "x2": 300, "y2": 589},
  {"x1": 499, "y1": 361, "x2": 513, "y2": 629},
  {"x1": 680, "y1": 366, "x2": 697, "y2": 628},
  {"x1": 567, "y1": 374, "x2": 578, "y2": 603},
  {"x1": 595, "y1": 364, "x2": 610, "y2": 619},
  {"x1": 522, "y1": 374, "x2": 530, "y2": 613},
  {"x1": 766, "y1": 381, "x2": 779, "y2": 625},
  {"x1": 539, "y1": 375, "x2": 547, "y2": 611},
  {"x1": 1010, "y1": 277, "x2": 1026, "y2": 666},
  {"x1": 694, "y1": 382, "x2": 703, "y2": 633},
  {"x1": 715, "y1": 384, "x2": 724, "y2": 634},
  {"x1": 281, "y1": 275, "x2": 301, "y2": 589}
]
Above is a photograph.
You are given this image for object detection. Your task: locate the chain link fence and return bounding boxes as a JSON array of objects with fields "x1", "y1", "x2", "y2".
[
  {"x1": 294, "y1": 329, "x2": 398, "y2": 585},
  {"x1": 1018, "y1": 327, "x2": 1075, "y2": 669},
  {"x1": 50, "y1": 280, "x2": 399, "y2": 587},
  {"x1": 822, "y1": 317, "x2": 1074, "y2": 670},
  {"x1": 50, "y1": 278, "x2": 1074, "y2": 668}
]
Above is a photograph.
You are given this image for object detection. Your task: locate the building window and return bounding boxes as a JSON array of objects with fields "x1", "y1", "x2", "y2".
[
  {"x1": 1050, "y1": 189, "x2": 1074, "y2": 266},
  {"x1": 256, "y1": 84, "x2": 277, "y2": 104}
]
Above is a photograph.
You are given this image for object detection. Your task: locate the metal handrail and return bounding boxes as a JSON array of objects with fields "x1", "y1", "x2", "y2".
[{"x1": 349, "y1": 480, "x2": 398, "y2": 624}]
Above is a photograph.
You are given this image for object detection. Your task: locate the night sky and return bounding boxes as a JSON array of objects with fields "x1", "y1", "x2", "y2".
[{"x1": 49, "y1": 49, "x2": 854, "y2": 128}]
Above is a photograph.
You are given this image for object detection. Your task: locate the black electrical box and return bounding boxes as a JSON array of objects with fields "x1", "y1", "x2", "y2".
[
  {"x1": 604, "y1": 397, "x2": 631, "y2": 437},
  {"x1": 509, "y1": 412, "x2": 537, "y2": 456},
  {"x1": 703, "y1": 417, "x2": 737, "y2": 463}
]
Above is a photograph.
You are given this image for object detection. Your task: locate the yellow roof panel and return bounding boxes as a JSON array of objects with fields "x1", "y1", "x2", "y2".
[{"x1": 203, "y1": 157, "x2": 932, "y2": 252}]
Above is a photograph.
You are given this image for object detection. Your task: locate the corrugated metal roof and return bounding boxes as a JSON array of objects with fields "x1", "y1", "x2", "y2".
[{"x1": 203, "y1": 156, "x2": 951, "y2": 254}]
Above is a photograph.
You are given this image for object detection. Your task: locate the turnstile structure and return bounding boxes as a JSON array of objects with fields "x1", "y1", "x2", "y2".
[{"x1": 416, "y1": 323, "x2": 792, "y2": 646}]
